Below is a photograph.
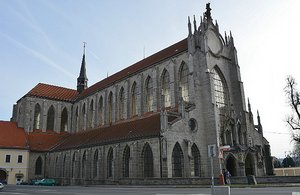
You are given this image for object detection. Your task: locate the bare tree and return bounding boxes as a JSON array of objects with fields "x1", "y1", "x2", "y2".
[{"x1": 285, "y1": 76, "x2": 300, "y2": 142}]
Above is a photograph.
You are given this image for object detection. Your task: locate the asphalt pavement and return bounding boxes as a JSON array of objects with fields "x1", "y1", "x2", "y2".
[{"x1": 1, "y1": 184, "x2": 300, "y2": 195}]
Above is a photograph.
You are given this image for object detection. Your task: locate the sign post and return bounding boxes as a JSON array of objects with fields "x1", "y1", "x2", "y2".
[{"x1": 208, "y1": 144, "x2": 216, "y2": 195}]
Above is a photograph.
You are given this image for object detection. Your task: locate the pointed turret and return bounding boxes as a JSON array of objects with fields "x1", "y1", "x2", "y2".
[
  {"x1": 193, "y1": 15, "x2": 197, "y2": 33},
  {"x1": 77, "y1": 42, "x2": 88, "y2": 93},
  {"x1": 248, "y1": 98, "x2": 254, "y2": 123},
  {"x1": 256, "y1": 110, "x2": 263, "y2": 135},
  {"x1": 188, "y1": 16, "x2": 192, "y2": 36}
]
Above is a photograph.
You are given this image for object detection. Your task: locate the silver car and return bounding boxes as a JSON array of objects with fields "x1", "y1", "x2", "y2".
[{"x1": 0, "y1": 182, "x2": 4, "y2": 190}]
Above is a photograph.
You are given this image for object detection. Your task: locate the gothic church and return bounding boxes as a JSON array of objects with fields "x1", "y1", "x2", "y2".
[{"x1": 10, "y1": 4, "x2": 273, "y2": 185}]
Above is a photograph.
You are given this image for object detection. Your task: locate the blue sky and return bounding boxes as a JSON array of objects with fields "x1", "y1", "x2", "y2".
[{"x1": 0, "y1": 0, "x2": 299, "y2": 158}]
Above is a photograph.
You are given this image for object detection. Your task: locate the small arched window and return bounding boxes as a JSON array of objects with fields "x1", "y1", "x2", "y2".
[
  {"x1": 145, "y1": 76, "x2": 153, "y2": 112},
  {"x1": 33, "y1": 103, "x2": 41, "y2": 130},
  {"x1": 161, "y1": 69, "x2": 171, "y2": 107},
  {"x1": 46, "y1": 105, "x2": 55, "y2": 131}
]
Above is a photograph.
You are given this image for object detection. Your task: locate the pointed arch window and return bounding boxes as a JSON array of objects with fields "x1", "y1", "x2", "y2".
[
  {"x1": 98, "y1": 96, "x2": 104, "y2": 125},
  {"x1": 145, "y1": 76, "x2": 153, "y2": 112},
  {"x1": 131, "y1": 82, "x2": 137, "y2": 116},
  {"x1": 33, "y1": 104, "x2": 41, "y2": 130},
  {"x1": 93, "y1": 149, "x2": 99, "y2": 178},
  {"x1": 81, "y1": 103, "x2": 86, "y2": 130},
  {"x1": 107, "y1": 148, "x2": 113, "y2": 178},
  {"x1": 88, "y1": 100, "x2": 94, "y2": 128},
  {"x1": 118, "y1": 87, "x2": 125, "y2": 120},
  {"x1": 55, "y1": 156, "x2": 60, "y2": 177},
  {"x1": 161, "y1": 70, "x2": 171, "y2": 107},
  {"x1": 62, "y1": 154, "x2": 66, "y2": 177},
  {"x1": 75, "y1": 107, "x2": 79, "y2": 132},
  {"x1": 142, "y1": 143, "x2": 153, "y2": 177},
  {"x1": 35, "y1": 156, "x2": 43, "y2": 175},
  {"x1": 172, "y1": 143, "x2": 184, "y2": 177},
  {"x1": 108, "y1": 92, "x2": 113, "y2": 123},
  {"x1": 82, "y1": 151, "x2": 87, "y2": 179},
  {"x1": 46, "y1": 105, "x2": 55, "y2": 131},
  {"x1": 123, "y1": 146, "x2": 130, "y2": 178},
  {"x1": 191, "y1": 144, "x2": 201, "y2": 177},
  {"x1": 179, "y1": 63, "x2": 189, "y2": 101},
  {"x1": 211, "y1": 68, "x2": 229, "y2": 108},
  {"x1": 60, "y1": 107, "x2": 68, "y2": 132},
  {"x1": 72, "y1": 153, "x2": 76, "y2": 178}
]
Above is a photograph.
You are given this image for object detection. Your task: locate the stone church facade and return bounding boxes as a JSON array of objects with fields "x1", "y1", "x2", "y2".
[{"x1": 10, "y1": 4, "x2": 273, "y2": 185}]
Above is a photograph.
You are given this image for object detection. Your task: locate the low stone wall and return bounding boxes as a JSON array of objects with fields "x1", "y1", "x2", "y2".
[
  {"x1": 56, "y1": 176, "x2": 300, "y2": 186},
  {"x1": 256, "y1": 176, "x2": 300, "y2": 184}
]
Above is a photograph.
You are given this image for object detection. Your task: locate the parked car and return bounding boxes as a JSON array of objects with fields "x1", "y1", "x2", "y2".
[
  {"x1": 34, "y1": 178, "x2": 56, "y2": 186},
  {"x1": 29, "y1": 179, "x2": 40, "y2": 185},
  {"x1": 0, "y1": 182, "x2": 4, "y2": 190}
]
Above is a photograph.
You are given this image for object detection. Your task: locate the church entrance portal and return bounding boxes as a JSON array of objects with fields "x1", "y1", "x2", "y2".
[
  {"x1": 245, "y1": 153, "x2": 255, "y2": 176},
  {"x1": 225, "y1": 155, "x2": 237, "y2": 176},
  {"x1": 0, "y1": 169, "x2": 7, "y2": 182}
]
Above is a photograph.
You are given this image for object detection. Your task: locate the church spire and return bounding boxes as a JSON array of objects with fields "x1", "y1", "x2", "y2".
[{"x1": 77, "y1": 42, "x2": 88, "y2": 93}]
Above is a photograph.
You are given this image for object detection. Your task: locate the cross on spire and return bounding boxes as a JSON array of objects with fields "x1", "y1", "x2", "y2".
[{"x1": 83, "y1": 42, "x2": 87, "y2": 55}]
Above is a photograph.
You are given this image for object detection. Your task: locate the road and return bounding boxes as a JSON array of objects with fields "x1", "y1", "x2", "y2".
[{"x1": 1, "y1": 185, "x2": 300, "y2": 195}]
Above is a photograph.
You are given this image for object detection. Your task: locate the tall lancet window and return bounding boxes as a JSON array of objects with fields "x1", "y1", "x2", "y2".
[
  {"x1": 131, "y1": 82, "x2": 137, "y2": 116},
  {"x1": 108, "y1": 92, "x2": 113, "y2": 123},
  {"x1": 81, "y1": 103, "x2": 86, "y2": 130},
  {"x1": 60, "y1": 107, "x2": 68, "y2": 132},
  {"x1": 98, "y1": 96, "x2": 103, "y2": 125},
  {"x1": 33, "y1": 103, "x2": 41, "y2": 130},
  {"x1": 75, "y1": 107, "x2": 79, "y2": 131},
  {"x1": 211, "y1": 67, "x2": 229, "y2": 108},
  {"x1": 145, "y1": 76, "x2": 153, "y2": 112},
  {"x1": 46, "y1": 105, "x2": 55, "y2": 131},
  {"x1": 179, "y1": 63, "x2": 189, "y2": 101},
  {"x1": 161, "y1": 70, "x2": 171, "y2": 107},
  {"x1": 88, "y1": 99, "x2": 94, "y2": 129},
  {"x1": 118, "y1": 87, "x2": 125, "y2": 120}
]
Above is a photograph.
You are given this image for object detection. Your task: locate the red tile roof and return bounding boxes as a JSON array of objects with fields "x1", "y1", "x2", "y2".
[
  {"x1": 78, "y1": 38, "x2": 188, "y2": 99},
  {"x1": 52, "y1": 113, "x2": 161, "y2": 151},
  {"x1": 27, "y1": 131, "x2": 69, "y2": 152},
  {"x1": 23, "y1": 39, "x2": 187, "y2": 103},
  {"x1": 0, "y1": 121, "x2": 28, "y2": 149},
  {"x1": 26, "y1": 83, "x2": 78, "y2": 102}
]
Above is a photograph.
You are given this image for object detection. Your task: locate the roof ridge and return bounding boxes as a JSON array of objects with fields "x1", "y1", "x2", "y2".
[
  {"x1": 35, "y1": 83, "x2": 76, "y2": 92},
  {"x1": 77, "y1": 38, "x2": 188, "y2": 99}
]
